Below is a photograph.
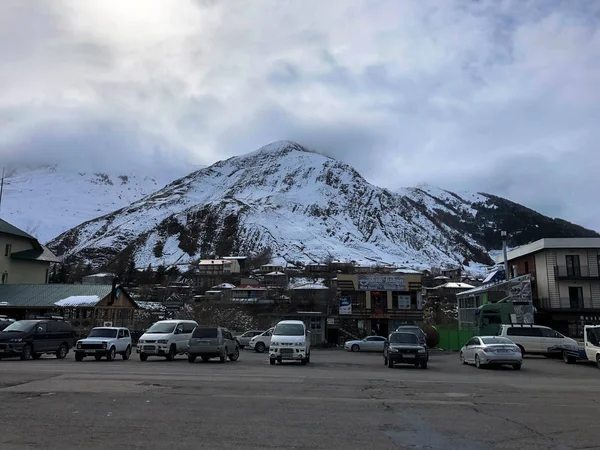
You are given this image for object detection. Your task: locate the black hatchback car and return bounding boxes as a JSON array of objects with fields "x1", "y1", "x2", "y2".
[
  {"x1": 0, "y1": 319, "x2": 75, "y2": 360},
  {"x1": 383, "y1": 332, "x2": 429, "y2": 369}
]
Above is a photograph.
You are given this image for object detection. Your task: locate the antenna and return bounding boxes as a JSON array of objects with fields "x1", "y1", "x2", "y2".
[{"x1": 0, "y1": 167, "x2": 4, "y2": 214}]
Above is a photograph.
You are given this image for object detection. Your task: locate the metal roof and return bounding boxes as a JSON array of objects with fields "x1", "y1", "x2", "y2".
[
  {"x1": 0, "y1": 219, "x2": 35, "y2": 240},
  {"x1": 0, "y1": 284, "x2": 115, "y2": 308},
  {"x1": 495, "y1": 238, "x2": 600, "y2": 263},
  {"x1": 10, "y1": 245, "x2": 61, "y2": 263}
]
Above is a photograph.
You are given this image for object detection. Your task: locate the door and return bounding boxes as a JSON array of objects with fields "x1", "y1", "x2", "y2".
[
  {"x1": 540, "y1": 327, "x2": 567, "y2": 353},
  {"x1": 32, "y1": 322, "x2": 50, "y2": 352},
  {"x1": 365, "y1": 336, "x2": 386, "y2": 352},
  {"x1": 174, "y1": 323, "x2": 186, "y2": 351},
  {"x1": 262, "y1": 329, "x2": 273, "y2": 347},
  {"x1": 223, "y1": 331, "x2": 235, "y2": 354},
  {"x1": 464, "y1": 337, "x2": 480, "y2": 362},
  {"x1": 565, "y1": 255, "x2": 581, "y2": 277},
  {"x1": 117, "y1": 329, "x2": 128, "y2": 352},
  {"x1": 568, "y1": 287, "x2": 584, "y2": 309},
  {"x1": 507, "y1": 327, "x2": 543, "y2": 353}
]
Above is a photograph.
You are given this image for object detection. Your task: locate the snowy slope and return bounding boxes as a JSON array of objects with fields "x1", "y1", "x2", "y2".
[
  {"x1": 0, "y1": 165, "x2": 191, "y2": 242},
  {"x1": 48, "y1": 141, "x2": 598, "y2": 271}
]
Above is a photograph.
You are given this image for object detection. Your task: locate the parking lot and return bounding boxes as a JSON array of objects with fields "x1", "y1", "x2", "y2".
[{"x1": 0, "y1": 348, "x2": 599, "y2": 449}]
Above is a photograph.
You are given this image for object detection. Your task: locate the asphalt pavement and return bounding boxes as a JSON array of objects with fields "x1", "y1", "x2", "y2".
[{"x1": 0, "y1": 349, "x2": 599, "y2": 449}]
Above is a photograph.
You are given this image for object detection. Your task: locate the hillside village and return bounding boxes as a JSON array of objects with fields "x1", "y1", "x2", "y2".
[{"x1": 2, "y1": 216, "x2": 600, "y2": 346}]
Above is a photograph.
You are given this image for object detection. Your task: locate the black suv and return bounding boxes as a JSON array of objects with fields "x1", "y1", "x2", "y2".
[
  {"x1": 383, "y1": 332, "x2": 429, "y2": 369},
  {"x1": 0, "y1": 318, "x2": 75, "y2": 360}
]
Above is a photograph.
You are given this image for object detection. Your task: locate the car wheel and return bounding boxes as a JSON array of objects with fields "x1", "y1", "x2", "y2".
[
  {"x1": 255, "y1": 342, "x2": 266, "y2": 353},
  {"x1": 95, "y1": 355, "x2": 103, "y2": 361},
  {"x1": 596, "y1": 354, "x2": 600, "y2": 369},
  {"x1": 513, "y1": 363, "x2": 522, "y2": 370},
  {"x1": 351, "y1": 344, "x2": 359, "y2": 352},
  {"x1": 21, "y1": 344, "x2": 33, "y2": 360},
  {"x1": 122, "y1": 346, "x2": 131, "y2": 360},
  {"x1": 165, "y1": 345, "x2": 176, "y2": 361},
  {"x1": 460, "y1": 352, "x2": 467, "y2": 365},
  {"x1": 106, "y1": 347, "x2": 116, "y2": 362},
  {"x1": 517, "y1": 345, "x2": 525, "y2": 356},
  {"x1": 269, "y1": 358, "x2": 276, "y2": 365},
  {"x1": 383, "y1": 356, "x2": 388, "y2": 365},
  {"x1": 301, "y1": 358, "x2": 308, "y2": 365},
  {"x1": 229, "y1": 347, "x2": 240, "y2": 362},
  {"x1": 139, "y1": 353, "x2": 148, "y2": 361},
  {"x1": 188, "y1": 354, "x2": 197, "y2": 363},
  {"x1": 201, "y1": 356, "x2": 210, "y2": 362},
  {"x1": 75, "y1": 353, "x2": 84, "y2": 362},
  {"x1": 220, "y1": 348, "x2": 227, "y2": 363},
  {"x1": 387, "y1": 358, "x2": 394, "y2": 368},
  {"x1": 56, "y1": 343, "x2": 68, "y2": 359},
  {"x1": 475, "y1": 355, "x2": 483, "y2": 369},
  {"x1": 421, "y1": 361, "x2": 428, "y2": 369},
  {"x1": 32, "y1": 353, "x2": 42, "y2": 360}
]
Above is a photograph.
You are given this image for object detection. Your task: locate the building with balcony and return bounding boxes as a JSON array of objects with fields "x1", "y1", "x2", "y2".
[
  {"x1": 330, "y1": 272, "x2": 423, "y2": 344},
  {"x1": 495, "y1": 238, "x2": 600, "y2": 337}
]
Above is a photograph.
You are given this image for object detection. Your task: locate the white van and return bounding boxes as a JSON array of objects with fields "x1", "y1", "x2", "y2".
[
  {"x1": 137, "y1": 319, "x2": 198, "y2": 361},
  {"x1": 498, "y1": 324, "x2": 577, "y2": 356},
  {"x1": 269, "y1": 320, "x2": 311, "y2": 365}
]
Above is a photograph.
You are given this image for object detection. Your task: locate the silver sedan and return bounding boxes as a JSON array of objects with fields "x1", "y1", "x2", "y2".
[
  {"x1": 460, "y1": 336, "x2": 523, "y2": 370},
  {"x1": 344, "y1": 336, "x2": 387, "y2": 352}
]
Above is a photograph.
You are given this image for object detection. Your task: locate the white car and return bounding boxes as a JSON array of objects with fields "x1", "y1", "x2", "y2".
[
  {"x1": 249, "y1": 327, "x2": 274, "y2": 353},
  {"x1": 269, "y1": 320, "x2": 311, "y2": 365},
  {"x1": 460, "y1": 336, "x2": 522, "y2": 370},
  {"x1": 344, "y1": 336, "x2": 387, "y2": 352},
  {"x1": 497, "y1": 324, "x2": 577, "y2": 356},
  {"x1": 137, "y1": 320, "x2": 198, "y2": 361},
  {"x1": 75, "y1": 327, "x2": 132, "y2": 361}
]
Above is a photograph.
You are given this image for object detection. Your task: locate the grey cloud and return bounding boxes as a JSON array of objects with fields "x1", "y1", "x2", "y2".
[{"x1": 0, "y1": 0, "x2": 598, "y2": 231}]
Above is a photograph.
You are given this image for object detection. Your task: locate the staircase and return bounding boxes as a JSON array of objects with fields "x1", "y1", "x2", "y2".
[{"x1": 338, "y1": 319, "x2": 361, "y2": 343}]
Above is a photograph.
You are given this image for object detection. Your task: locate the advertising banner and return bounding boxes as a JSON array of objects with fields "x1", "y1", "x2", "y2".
[{"x1": 339, "y1": 297, "x2": 352, "y2": 315}]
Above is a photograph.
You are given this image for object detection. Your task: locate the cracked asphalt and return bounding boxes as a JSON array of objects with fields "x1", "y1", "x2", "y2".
[{"x1": 0, "y1": 349, "x2": 599, "y2": 449}]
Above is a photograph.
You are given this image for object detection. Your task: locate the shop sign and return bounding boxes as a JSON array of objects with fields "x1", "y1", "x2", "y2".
[{"x1": 357, "y1": 275, "x2": 405, "y2": 291}]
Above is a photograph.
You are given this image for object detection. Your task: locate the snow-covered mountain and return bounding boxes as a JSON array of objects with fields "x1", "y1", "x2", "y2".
[
  {"x1": 0, "y1": 165, "x2": 192, "y2": 242},
  {"x1": 48, "y1": 141, "x2": 598, "y2": 271}
]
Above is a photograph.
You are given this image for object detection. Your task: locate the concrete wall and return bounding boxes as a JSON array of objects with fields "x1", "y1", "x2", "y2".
[{"x1": 0, "y1": 234, "x2": 50, "y2": 284}]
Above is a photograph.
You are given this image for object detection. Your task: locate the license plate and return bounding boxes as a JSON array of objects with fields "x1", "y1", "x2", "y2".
[
  {"x1": 497, "y1": 349, "x2": 510, "y2": 353},
  {"x1": 281, "y1": 349, "x2": 293, "y2": 354},
  {"x1": 403, "y1": 354, "x2": 415, "y2": 358}
]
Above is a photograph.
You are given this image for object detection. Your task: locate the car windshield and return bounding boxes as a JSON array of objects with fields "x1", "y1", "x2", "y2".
[
  {"x1": 273, "y1": 324, "x2": 305, "y2": 336},
  {"x1": 1, "y1": 320, "x2": 37, "y2": 332},
  {"x1": 146, "y1": 323, "x2": 176, "y2": 334},
  {"x1": 398, "y1": 327, "x2": 424, "y2": 336},
  {"x1": 390, "y1": 333, "x2": 418, "y2": 344},
  {"x1": 481, "y1": 337, "x2": 513, "y2": 345},
  {"x1": 193, "y1": 328, "x2": 218, "y2": 338},
  {"x1": 88, "y1": 328, "x2": 118, "y2": 338}
]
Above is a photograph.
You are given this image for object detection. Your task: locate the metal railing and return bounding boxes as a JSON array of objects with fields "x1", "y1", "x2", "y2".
[
  {"x1": 554, "y1": 265, "x2": 600, "y2": 279},
  {"x1": 535, "y1": 297, "x2": 595, "y2": 311}
]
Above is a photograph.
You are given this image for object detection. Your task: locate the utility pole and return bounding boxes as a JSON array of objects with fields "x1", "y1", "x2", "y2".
[
  {"x1": 501, "y1": 230, "x2": 509, "y2": 280},
  {"x1": 0, "y1": 167, "x2": 4, "y2": 214}
]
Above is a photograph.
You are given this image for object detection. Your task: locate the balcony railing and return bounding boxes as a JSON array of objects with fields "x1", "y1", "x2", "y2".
[
  {"x1": 554, "y1": 265, "x2": 600, "y2": 279},
  {"x1": 535, "y1": 297, "x2": 596, "y2": 311}
]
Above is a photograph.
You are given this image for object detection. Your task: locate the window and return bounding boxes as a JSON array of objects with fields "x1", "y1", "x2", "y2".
[
  {"x1": 507, "y1": 327, "x2": 542, "y2": 337},
  {"x1": 540, "y1": 328, "x2": 563, "y2": 339},
  {"x1": 192, "y1": 328, "x2": 218, "y2": 338},
  {"x1": 36, "y1": 323, "x2": 48, "y2": 333},
  {"x1": 182, "y1": 322, "x2": 197, "y2": 333},
  {"x1": 118, "y1": 329, "x2": 126, "y2": 338},
  {"x1": 4, "y1": 244, "x2": 11, "y2": 257},
  {"x1": 466, "y1": 338, "x2": 480, "y2": 346},
  {"x1": 565, "y1": 255, "x2": 581, "y2": 277},
  {"x1": 524, "y1": 261, "x2": 529, "y2": 274}
]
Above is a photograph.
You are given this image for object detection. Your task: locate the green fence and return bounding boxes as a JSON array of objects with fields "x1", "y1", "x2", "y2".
[{"x1": 435, "y1": 327, "x2": 474, "y2": 351}]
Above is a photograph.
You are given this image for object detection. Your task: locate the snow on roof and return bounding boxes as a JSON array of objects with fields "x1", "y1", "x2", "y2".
[
  {"x1": 434, "y1": 276, "x2": 450, "y2": 280},
  {"x1": 292, "y1": 283, "x2": 329, "y2": 290},
  {"x1": 212, "y1": 283, "x2": 236, "y2": 289},
  {"x1": 233, "y1": 286, "x2": 267, "y2": 291},
  {"x1": 435, "y1": 282, "x2": 475, "y2": 290},
  {"x1": 55, "y1": 295, "x2": 100, "y2": 307},
  {"x1": 136, "y1": 301, "x2": 166, "y2": 311},
  {"x1": 266, "y1": 271, "x2": 286, "y2": 276},
  {"x1": 199, "y1": 259, "x2": 231, "y2": 265},
  {"x1": 393, "y1": 268, "x2": 422, "y2": 274},
  {"x1": 85, "y1": 273, "x2": 114, "y2": 278}
]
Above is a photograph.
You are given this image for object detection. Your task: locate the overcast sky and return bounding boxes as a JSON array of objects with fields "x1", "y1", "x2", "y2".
[{"x1": 1, "y1": 0, "x2": 599, "y2": 231}]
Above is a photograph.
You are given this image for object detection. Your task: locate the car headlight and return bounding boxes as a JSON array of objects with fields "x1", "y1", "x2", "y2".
[
  {"x1": 9, "y1": 338, "x2": 23, "y2": 342},
  {"x1": 157, "y1": 340, "x2": 168, "y2": 344},
  {"x1": 102, "y1": 342, "x2": 108, "y2": 349},
  {"x1": 418, "y1": 348, "x2": 426, "y2": 353},
  {"x1": 295, "y1": 342, "x2": 305, "y2": 347},
  {"x1": 138, "y1": 339, "x2": 144, "y2": 344},
  {"x1": 77, "y1": 342, "x2": 82, "y2": 349},
  {"x1": 271, "y1": 341, "x2": 280, "y2": 347},
  {"x1": 391, "y1": 348, "x2": 399, "y2": 352}
]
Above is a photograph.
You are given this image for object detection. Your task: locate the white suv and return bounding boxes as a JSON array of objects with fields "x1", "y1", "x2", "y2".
[
  {"x1": 269, "y1": 320, "x2": 311, "y2": 365},
  {"x1": 498, "y1": 324, "x2": 577, "y2": 356},
  {"x1": 137, "y1": 320, "x2": 198, "y2": 361},
  {"x1": 75, "y1": 327, "x2": 132, "y2": 361}
]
